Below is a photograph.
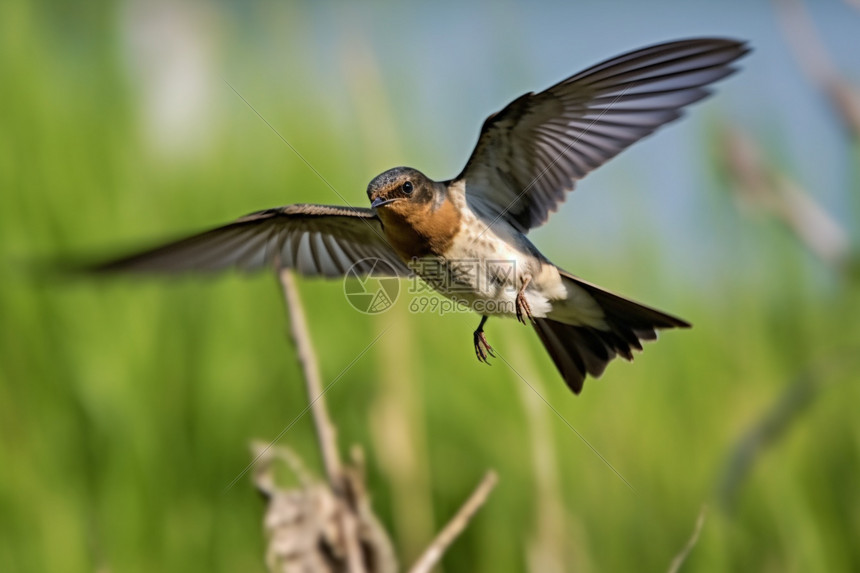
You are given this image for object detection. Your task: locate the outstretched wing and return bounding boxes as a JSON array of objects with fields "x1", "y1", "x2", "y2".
[
  {"x1": 457, "y1": 38, "x2": 750, "y2": 232},
  {"x1": 87, "y1": 204, "x2": 411, "y2": 277}
]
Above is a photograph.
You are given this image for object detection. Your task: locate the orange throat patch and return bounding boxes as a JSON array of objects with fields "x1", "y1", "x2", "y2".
[{"x1": 377, "y1": 197, "x2": 461, "y2": 262}]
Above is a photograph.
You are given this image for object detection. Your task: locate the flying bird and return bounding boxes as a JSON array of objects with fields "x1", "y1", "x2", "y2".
[{"x1": 88, "y1": 38, "x2": 749, "y2": 394}]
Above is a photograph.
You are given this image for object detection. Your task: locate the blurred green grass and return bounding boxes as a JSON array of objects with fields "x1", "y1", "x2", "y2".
[{"x1": 2, "y1": 2, "x2": 859, "y2": 572}]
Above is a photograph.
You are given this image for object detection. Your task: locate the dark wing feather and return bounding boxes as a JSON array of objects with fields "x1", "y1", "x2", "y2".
[
  {"x1": 87, "y1": 204, "x2": 410, "y2": 278},
  {"x1": 456, "y1": 38, "x2": 750, "y2": 232}
]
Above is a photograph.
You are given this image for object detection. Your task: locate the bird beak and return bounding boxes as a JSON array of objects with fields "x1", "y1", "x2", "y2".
[{"x1": 371, "y1": 196, "x2": 398, "y2": 209}]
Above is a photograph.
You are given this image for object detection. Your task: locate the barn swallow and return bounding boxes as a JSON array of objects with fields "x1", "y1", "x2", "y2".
[{"x1": 88, "y1": 38, "x2": 749, "y2": 394}]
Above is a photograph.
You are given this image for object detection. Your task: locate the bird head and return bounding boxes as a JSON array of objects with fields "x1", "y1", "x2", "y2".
[{"x1": 366, "y1": 167, "x2": 437, "y2": 215}]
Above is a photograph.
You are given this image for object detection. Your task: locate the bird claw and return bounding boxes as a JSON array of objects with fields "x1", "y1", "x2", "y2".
[
  {"x1": 515, "y1": 291, "x2": 533, "y2": 325},
  {"x1": 473, "y1": 330, "x2": 495, "y2": 363},
  {"x1": 515, "y1": 275, "x2": 534, "y2": 325}
]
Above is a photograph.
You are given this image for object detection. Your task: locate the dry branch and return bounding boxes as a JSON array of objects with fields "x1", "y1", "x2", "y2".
[
  {"x1": 408, "y1": 471, "x2": 499, "y2": 573},
  {"x1": 273, "y1": 268, "x2": 387, "y2": 573},
  {"x1": 667, "y1": 505, "x2": 708, "y2": 573},
  {"x1": 279, "y1": 269, "x2": 344, "y2": 489},
  {"x1": 253, "y1": 268, "x2": 497, "y2": 572}
]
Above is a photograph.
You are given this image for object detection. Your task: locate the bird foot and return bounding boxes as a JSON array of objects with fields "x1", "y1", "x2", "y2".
[
  {"x1": 473, "y1": 329, "x2": 495, "y2": 364},
  {"x1": 515, "y1": 278, "x2": 534, "y2": 324}
]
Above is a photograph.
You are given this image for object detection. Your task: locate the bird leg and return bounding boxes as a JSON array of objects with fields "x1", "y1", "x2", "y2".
[
  {"x1": 473, "y1": 315, "x2": 495, "y2": 363},
  {"x1": 515, "y1": 275, "x2": 533, "y2": 324}
]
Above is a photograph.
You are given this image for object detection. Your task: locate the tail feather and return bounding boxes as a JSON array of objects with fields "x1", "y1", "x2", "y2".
[{"x1": 534, "y1": 272, "x2": 690, "y2": 394}]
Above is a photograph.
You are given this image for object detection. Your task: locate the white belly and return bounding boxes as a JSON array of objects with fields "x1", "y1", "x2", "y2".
[{"x1": 410, "y1": 215, "x2": 566, "y2": 318}]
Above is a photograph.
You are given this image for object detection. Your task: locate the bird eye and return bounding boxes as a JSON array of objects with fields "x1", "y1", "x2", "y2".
[{"x1": 402, "y1": 181, "x2": 413, "y2": 194}]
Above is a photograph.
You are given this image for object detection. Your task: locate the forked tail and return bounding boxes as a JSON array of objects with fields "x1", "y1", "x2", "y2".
[{"x1": 534, "y1": 272, "x2": 690, "y2": 394}]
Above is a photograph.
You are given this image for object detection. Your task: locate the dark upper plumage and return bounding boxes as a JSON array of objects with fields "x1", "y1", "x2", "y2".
[
  {"x1": 89, "y1": 204, "x2": 411, "y2": 277},
  {"x1": 456, "y1": 38, "x2": 750, "y2": 232}
]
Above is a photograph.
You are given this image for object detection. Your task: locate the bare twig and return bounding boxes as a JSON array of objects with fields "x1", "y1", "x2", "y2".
[
  {"x1": 408, "y1": 471, "x2": 499, "y2": 573},
  {"x1": 272, "y1": 268, "x2": 496, "y2": 572},
  {"x1": 279, "y1": 269, "x2": 343, "y2": 488},
  {"x1": 277, "y1": 268, "x2": 365, "y2": 573},
  {"x1": 667, "y1": 505, "x2": 708, "y2": 573}
]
